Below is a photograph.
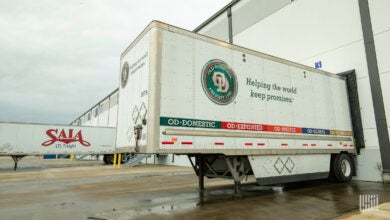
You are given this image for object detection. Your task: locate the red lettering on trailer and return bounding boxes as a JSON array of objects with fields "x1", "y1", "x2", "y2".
[
  {"x1": 215, "y1": 142, "x2": 224, "y2": 146},
  {"x1": 311, "y1": 144, "x2": 317, "y2": 147},
  {"x1": 42, "y1": 129, "x2": 91, "y2": 147},
  {"x1": 327, "y1": 144, "x2": 333, "y2": 147},
  {"x1": 181, "y1": 142, "x2": 193, "y2": 145},
  {"x1": 281, "y1": 143, "x2": 288, "y2": 147},
  {"x1": 221, "y1": 122, "x2": 266, "y2": 131},
  {"x1": 244, "y1": 143, "x2": 253, "y2": 146},
  {"x1": 302, "y1": 144, "x2": 308, "y2": 147},
  {"x1": 162, "y1": 141, "x2": 174, "y2": 145},
  {"x1": 257, "y1": 143, "x2": 265, "y2": 146}
]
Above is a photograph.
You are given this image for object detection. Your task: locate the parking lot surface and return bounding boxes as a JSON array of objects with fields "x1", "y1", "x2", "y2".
[{"x1": 0, "y1": 157, "x2": 389, "y2": 219}]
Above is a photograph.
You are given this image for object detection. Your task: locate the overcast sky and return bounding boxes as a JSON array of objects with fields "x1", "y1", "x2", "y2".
[{"x1": 0, "y1": 0, "x2": 230, "y2": 124}]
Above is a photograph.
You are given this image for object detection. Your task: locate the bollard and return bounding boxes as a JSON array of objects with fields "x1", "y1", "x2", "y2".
[
  {"x1": 113, "y1": 154, "x2": 117, "y2": 168},
  {"x1": 69, "y1": 154, "x2": 74, "y2": 161},
  {"x1": 56, "y1": 154, "x2": 58, "y2": 160},
  {"x1": 118, "y1": 154, "x2": 122, "y2": 168}
]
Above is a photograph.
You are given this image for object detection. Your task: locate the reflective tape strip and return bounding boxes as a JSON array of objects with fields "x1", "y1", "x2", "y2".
[{"x1": 163, "y1": 128, "x2": 352, "y2": 141}]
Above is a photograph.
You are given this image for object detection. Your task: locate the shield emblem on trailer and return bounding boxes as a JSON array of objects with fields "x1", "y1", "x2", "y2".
[
  {"x1": 121, "y1": 61, "x2": 129, "y2": 88},
  {"x1": 201, "y1": 59, "x2": 238, "y2": 105}
]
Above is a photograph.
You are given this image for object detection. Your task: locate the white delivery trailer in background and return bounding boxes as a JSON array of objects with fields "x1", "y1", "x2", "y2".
[
  {"x1": 0, "y1": 122, "x2": 116, "y2": 169},
  {"x1": 116, "y1": 21, "x2": 356, "y2": 193}
]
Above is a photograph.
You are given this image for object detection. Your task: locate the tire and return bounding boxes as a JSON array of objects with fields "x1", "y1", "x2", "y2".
[
  {"x1": 103, "y1": 154, "x2": 114, "y2": 165},
  {"x1": 331, "y1": 154, "x2": 353, "y2": 182}
]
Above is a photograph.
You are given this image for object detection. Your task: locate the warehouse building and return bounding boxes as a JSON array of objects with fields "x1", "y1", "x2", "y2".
[{"x1": 71, "y1": 0, "x2": 389, "y2": 182}]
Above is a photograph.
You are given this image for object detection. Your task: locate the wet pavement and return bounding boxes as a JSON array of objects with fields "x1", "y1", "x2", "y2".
[{"x1": 0, "y1": 157, "x2": 389, "y2": 219}]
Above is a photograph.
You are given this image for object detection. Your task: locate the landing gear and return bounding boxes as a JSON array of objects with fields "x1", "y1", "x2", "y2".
[
  {"x1": 198, "y1": 156, "x2": 205, "y2": 191},
  {"x1": 189, "y1": 155, "x2": 250, "y2": 196},
  {"x1": 225, "y1": 157, "x2": 247, "y2": 196},
  {"x1": 11, "y1": 155, "x2": 25, "y2": 171}
]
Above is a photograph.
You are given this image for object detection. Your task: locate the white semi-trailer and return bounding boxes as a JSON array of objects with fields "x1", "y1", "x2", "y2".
[
  {"x1": 116, "y1": 21, "x2": 357, "y2": 192},
  {"x1": 0, "y1": 122, "x2": 116, "y2": 169}
]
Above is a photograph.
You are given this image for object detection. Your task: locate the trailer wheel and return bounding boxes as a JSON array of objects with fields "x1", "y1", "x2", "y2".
[
  {"x1": 331, "y1": 154, "x2": 353, "y2": 182},
  {"x1": 103, "y1": 154, "x2": 114, "y2": 165}
]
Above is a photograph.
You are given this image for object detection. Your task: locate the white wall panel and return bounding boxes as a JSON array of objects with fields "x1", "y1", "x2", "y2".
[
  {"x1": 232, "y1": 0, "x2": 290, "y2": 36},
  {"x1": 374, "y1": 31, "x2": 390, "y2": 74},
  {"x1": 91, "y1": 116, "x2": 98, "y2": 126},
  {"x1": 98, "y1": 111, "x2": 109, "y2": 127},
  {"x1": 368, "y1": 0, "x2": 390, "y2": 35},
  {"x1": 363, "y1": 128, "x2": 379, "y2": 149},
  {"x1": 380, "y1": 72, "x2": 390, "y2": 128},
  {"x1": 233, "y1": 0, "x2": 363, "y2": 62},
  {"x1": 355, "y1": 148, "x2": 382, "y2": 182},
  {"x1": 108, "y1": 105, "x2": 118, "y2": 127},
  {"x1": 197, "y1": 12, "x2": 229, "y2": 42},
  {"x1": 299, "y1": 41, "x2": 368, "y2": 79}
]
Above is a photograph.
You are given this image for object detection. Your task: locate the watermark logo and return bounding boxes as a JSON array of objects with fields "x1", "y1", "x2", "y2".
[
  {"x1": 121, "y1": 61, "x2": 129, "y2": 88},
  {"x1": 359, "y1": 194, "x2": 379, "y2": 212},
  {"x1": 42, "y1": 129, "x2": 91, "y2": 147},
  {"x1": 201, "y1": 59, "x2": 237, "y2": 105}
]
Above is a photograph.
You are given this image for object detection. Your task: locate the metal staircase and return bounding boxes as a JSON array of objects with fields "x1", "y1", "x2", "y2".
[
  {"x1": 75, "y1": 154, "x2": 90, "y2": 160},
  {"x1": 124, "y1": 154, "x2": 149, "y2": 167}
]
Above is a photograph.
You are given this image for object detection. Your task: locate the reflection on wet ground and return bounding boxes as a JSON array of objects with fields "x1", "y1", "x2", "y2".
[
  {"x1": 0, "y1": 157, "x2": 389, "y2": 220},
  {"x1": 95, "y1": 179, "x2": 390, "y2": 220}
]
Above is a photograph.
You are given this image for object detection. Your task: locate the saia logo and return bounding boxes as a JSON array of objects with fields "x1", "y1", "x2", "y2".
[
  {"x1": 201, "y1": 59, "x2": 237, "y2": 105},
  {"x1": 42, "y1": 129, "x2": 91, "y2": 147},
  {"x1": 121, "y1": 61, "x2": 129, "y2": 88}
]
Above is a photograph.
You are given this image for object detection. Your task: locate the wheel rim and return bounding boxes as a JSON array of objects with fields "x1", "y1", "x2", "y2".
[{"x1": 341, "y1": 158, "x2": 352, "y2": 177}]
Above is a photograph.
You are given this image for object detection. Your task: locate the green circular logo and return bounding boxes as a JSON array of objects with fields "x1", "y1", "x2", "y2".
[
  {"x1": 121, "y1": 62, "x2": 129, "y2": 88},
  {"x1": 201, "y1": 59, "x2": 237, "y2": 105}
]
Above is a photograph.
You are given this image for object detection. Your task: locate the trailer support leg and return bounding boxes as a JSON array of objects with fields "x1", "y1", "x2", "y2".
[
  {"x1": 234, "y1": 180, "x2": 241, "y2": 196},
  {"x1": 11, "y1": 155, "x2": 25, "y2": 171},
  {"x1": 226, "y1": 157, "x2": 246, "y2": 197},
  {"x1": 198, "y1": 156, "x2": 205, "y2": 191}
]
